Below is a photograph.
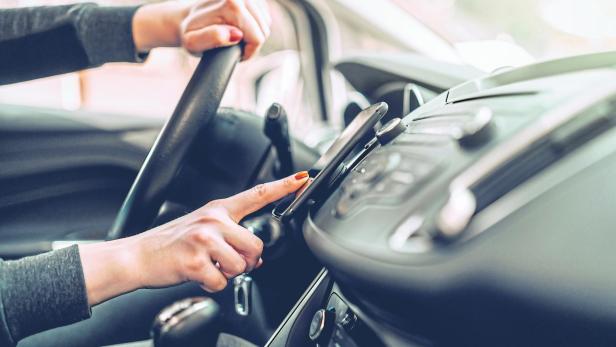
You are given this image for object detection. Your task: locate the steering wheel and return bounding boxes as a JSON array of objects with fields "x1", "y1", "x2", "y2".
[{"x1": 108, "y1": 45, "x2": 242, "y2": 240}]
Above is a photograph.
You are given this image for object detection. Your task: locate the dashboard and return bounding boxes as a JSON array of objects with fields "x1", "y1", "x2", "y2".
[{"x1": 268, "y1": 52, "x2": 616, "y2": 346}]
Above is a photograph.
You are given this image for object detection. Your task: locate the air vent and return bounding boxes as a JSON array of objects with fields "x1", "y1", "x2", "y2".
[
  {"x1": 472, "y1": 100, "x2": 616, "y2": 213},
  {"x1": 436, "y1": 96, "x2": 616, "y2": 240}
]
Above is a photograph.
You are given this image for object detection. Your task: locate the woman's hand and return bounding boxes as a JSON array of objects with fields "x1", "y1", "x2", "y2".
[
  {"x1": 80, "y1": 171, "x2": 309, "y2": 305},
  {"x1": 132, "y1": 0, "x2": 271, "y2": 60}
]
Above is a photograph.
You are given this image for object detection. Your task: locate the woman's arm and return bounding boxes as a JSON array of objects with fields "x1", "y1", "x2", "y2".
[
  {"x1": 0, "y1": 4, "x2": 143, "y2": 85},
  {"x1": 0, "y1": 172, "x2": 308, "y2": 345},
  {"x1": 0, "y1": 246, "x2": 90, "y2": 346},
  {"x1": 0, "y1": 0, "x2": 270, "y2": 85}
]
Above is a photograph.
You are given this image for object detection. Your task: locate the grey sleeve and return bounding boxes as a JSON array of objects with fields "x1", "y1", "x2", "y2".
[
  {"x1": 0, "y1": 245, "x2": 91, "y2": 346},
  {"x1": 0, "y1": 3, "x2": 147, "y2": 85}
]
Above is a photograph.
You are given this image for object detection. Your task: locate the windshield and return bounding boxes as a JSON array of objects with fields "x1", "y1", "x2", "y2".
[
  {"x1": 332, "y1": 0, "x2": 616, "y2": 71},
  {"x1": 400, "y1": 0, "x2": 616, "y2": 58}
]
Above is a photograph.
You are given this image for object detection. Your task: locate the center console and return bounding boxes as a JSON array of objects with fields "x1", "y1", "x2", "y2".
[{"x1": 265, "y1": 270, "x2": 385, "y2": 347}]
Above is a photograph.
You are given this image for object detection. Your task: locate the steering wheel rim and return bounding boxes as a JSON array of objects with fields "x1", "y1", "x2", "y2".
[{"x1": 108, "y1": 45, "x2": 242, "y2": 240}]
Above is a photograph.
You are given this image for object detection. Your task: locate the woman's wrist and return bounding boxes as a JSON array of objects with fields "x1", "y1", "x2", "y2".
[
  {"x1": 79, "y1": 237, "x2": 143, "y2": 306},
  {"x1": 132, "y1": 1, "x2": 189, "y2": 53}
]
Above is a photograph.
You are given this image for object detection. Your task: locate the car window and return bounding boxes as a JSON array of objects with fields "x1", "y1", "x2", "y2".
[{"x1": 0, "y1": 0, "x2": 319, "y2": 140}]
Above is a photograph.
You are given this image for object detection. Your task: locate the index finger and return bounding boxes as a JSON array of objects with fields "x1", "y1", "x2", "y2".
[{"x1": 222, "y1": 171, "x2": 309, "y2": 222}]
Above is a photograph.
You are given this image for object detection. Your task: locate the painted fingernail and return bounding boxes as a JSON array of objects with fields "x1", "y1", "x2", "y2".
[
  {"x1": 229, "y1": 28, "x2": 243, "y2": 43},
  {"x1": 294, "y1": 171, "x2": 309, "y2": 180}
]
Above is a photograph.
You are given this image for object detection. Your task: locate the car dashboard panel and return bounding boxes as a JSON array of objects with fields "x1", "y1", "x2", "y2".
[{"x1": 269, "y1": 55, "x2": 616, "y2": 346}]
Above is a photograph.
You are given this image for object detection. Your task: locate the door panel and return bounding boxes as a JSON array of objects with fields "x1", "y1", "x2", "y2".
[{"x1": 0, "y1": 104, "x2": 161, "y2": 256}]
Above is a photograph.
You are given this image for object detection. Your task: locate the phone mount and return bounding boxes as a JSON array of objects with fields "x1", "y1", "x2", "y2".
[
  {"x1": 271, "y1": 103, "x2": 389, "y2": 224},
  {"x1": 272, "y1": 111, "x2": 411, "y2": 228}
]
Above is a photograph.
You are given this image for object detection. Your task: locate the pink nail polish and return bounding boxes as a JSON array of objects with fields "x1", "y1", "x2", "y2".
[{"x1": 229, "y1": 28, "x2": 243, "y2": 43}]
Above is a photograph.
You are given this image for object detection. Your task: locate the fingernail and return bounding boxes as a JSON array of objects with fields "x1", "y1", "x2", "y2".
[
  {"x1": 229, "y1": 28, "x2": 243, "y2": 43},
  {"x1": 294, "y1": 171, "x2": 309, "y2": 180}
]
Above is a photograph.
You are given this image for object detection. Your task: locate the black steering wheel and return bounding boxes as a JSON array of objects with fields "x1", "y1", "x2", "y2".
[{"x1": 108, "y1": 45, "x2": 242, "y2": 240}]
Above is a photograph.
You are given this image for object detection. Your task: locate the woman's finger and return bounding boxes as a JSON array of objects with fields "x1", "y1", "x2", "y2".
[
  {"x1": 219, "y1": 0, "x2": 266, "y2": 59},
  {"x1": 181, "y1": 2, "x2": 223, "y2": 33},
  {"x1": 182, "y1": 24, "x2": 243, "y2": 54},
  {"x1": 208, "y1": 237, "x2": 248, "y2": 278},
  {"x1": 296, "y1": 177, "x2": 313, "y2": 198},
  {"x1": 221, "y1": 171, "x2": 309, "y2": 222},
  {"x1": 192, "y1": 254, "x2": 229, "y2": 292},
  {"x1": 222, "y1": 222, "x2": 263, "y2": 271}
]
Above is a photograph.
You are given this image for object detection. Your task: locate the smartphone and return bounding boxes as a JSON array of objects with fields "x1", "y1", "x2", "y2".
[{"x1": 273, "y1": 102, "x2": 388, "y2": 221}]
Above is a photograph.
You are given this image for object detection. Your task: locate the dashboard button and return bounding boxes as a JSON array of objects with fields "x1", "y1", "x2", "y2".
[
  {"x1": 336, "y1": 150, "x2": 439, "y2": 217},
  {"x1": 452, "y1": 107, "x2": 494, "y2": 147},
  {"x1": 414, "y1": 162, "x2": 436, "y2": 178},
  {"x1": 334, "y1": 192, "x2": 354, "y2": 218},
  {"x1": 340, "y1": 311, "x2": 358, "y2": 332},
  {"x1": 309, "y1": 308, "x2": 336, "y2": 345},
  {"x1": 355, "y1": 154, "x2": 389, "y2": 183},
  {"x1": 358, "y1": 164, "x2": 385, "y2": 183},
  {"x1": 389, "y1": 171, "x2": 415, "y2": 185}
]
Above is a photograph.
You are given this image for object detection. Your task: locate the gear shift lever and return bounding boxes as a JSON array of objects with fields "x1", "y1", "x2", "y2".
[
  {"x1": 264, "y1": 103, "x2": 294, "y2": 177},
  {"x1": 152, "y1": 297, "x2": 220, "y2": 347}
]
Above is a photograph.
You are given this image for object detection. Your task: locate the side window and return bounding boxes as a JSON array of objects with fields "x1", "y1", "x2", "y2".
[{"x1": 0, "y1": 0, "x2": 317, "y2": 139}]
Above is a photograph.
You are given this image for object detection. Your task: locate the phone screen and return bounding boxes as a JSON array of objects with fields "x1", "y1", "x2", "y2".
[{"x1": 275, "y1": 102, "x2": 388, "y2": 221}]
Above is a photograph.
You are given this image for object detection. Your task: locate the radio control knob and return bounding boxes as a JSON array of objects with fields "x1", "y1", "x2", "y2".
[
  {"x1": 340, "y1": 311, "x2": 358, "y2": 332},
  {"x1": 453, "y1": 107, "x2": 493, "y2": 148},
  {"x1": 309, "y1": 308, "x2": 336, "y2": 345},
  {"x1": 376, "y1": 118, "x2": 407, "y2": 146}
]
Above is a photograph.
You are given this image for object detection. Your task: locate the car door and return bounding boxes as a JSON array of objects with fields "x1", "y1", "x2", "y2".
[{"x1": 0, "y1": 104, "x2": 160, "y2": 257}]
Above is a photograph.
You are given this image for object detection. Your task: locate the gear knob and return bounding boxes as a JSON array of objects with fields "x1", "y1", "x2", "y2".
[
  {"x1": 152, "y1": 297, "x2": 220, "y2": 347},
  {"x1": 263, "y1": 103, "x2": 294, "y2": 177}
]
